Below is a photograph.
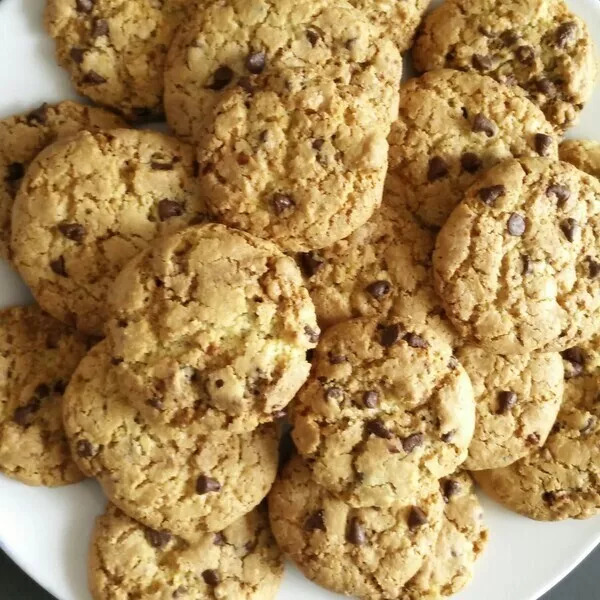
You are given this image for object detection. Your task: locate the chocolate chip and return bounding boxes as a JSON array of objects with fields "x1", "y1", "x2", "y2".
[
  {"x1": 441, "y1": 430, "x2": 455, "y2": 442},
  {"x1": 536, "y1": 78, "x2": 556, "y2": 97},
  {"x1": 35, "y1": 383, "x2": 50, "y2": 397},
  {"x1": 196, "y1": 475, "x2": 221, "y2": 494},
  {"x1": 497, "y1": 390, "x2": 517, "y2": 414},
  {"x1": 328, "y1": 353, "x2": 346, "y2": 364},
  {"x1": 306, "y1": 29, "x2": 320, "y2": 46},
  {"x1": 542, "y1": 491, "x2": 556, "y2": 505},
  {"x1": 27, "y1": 103, "x2": 49, "y2": 124},
  {"x1": 500, "y1": 29, "x2": 519, "y2": 46},
  {"x1": 50, "y1": 256, "x2": 67, "y2": 277},
  {"x1": 53, "y1": 380, "x2": 66, "y2": 395},
  {"x1": 305, "y1": 326, "x2": 320, "y2": 344},
  {"x1": 379, "y1": 324, "x2": 401, "y2": 347},
  {"x1": 507, "y1": 213, "x2": 526, "y2": 236},
  {"x1": 366, "y1": 280, "x2": 391, "y2": 299},
  {"x1": 402, "y1": 433, "x2": 424, "y2": 453},
  {"x1": 208, "y1": 66, "x2": 234, "y2": 90},
  {"x1": 13, "y1": 399, "x2": 40, "y2": 426},
  {"x1": 236, "y1": 153, "x2": 250, "y2": 166},
  {"x1": 92, "y1": 19, "x2": 109, "y2": 37},
  {"x1": 158, "y1": 199, "x2": 184, "y2": 221},
  {"x1": 460, "y1": 152, "x2": 482, "y2": 173},
  {"x1": 407, "y1": 506, "x2": 428, "y2": 530},
  {"x1": 151, "y1": 161, "x2": 174, "y2": 171},
  {"x1": 76, "y1": 0, "x2": 94, "y2": 12},
  {"x1": 326, "y1": 387, "x2": 343, "y2": 401},
  {"x1": 363, "y1": 390, "x2": 379, "y2": 408},
  {"x1": 442, "y1": 479, "x2": 461, "y2": 502},
  {"x1": 472, "y1": 113, "x2": 496, "y2": 137},
  {"x1": 560, "y1": 218, "x2": 579, "y2": 243},
  {"x1": 526, "y1": 432, "x2": 541, "y2": 445},
  {"x1": 561, "y1": 347, "x2": 585, "y2": 372},
  {"x1": 522, "y1": 254, "x2": 533, "y2": 275},
  {"x1": 515, "y1": 45, "x2": 535, "y2": 65},
  {"x1": 312, "y1": 138, "x2": 325, "y2": 151},
  {"x1": 213, "y1": 532, "x2": 226, "y2": 546},
  {"x1": 546, "y1": 184, "x2": 570, "y2": 205},
  {"x1": 478, "y1": 185, "x2": 505, "y2": 206},
  {"x1": 298, "y1": 252, "x2": 324, "y2": 278},
  {"x1": 246, "y1": 51, "x2": 266, "y2": 74},
  {"x1": 403, "y1": 332, "x2": 429, "y2": 349},
  {"x1": 82, "y1": 70, "x2": 107, "y2": 85},
  {"x1": 58, "y1": 222, "x2": 86, "y2": 242},
  {"x1": 556, "y1": 21, "x2": 577, "y2": 48},
  {"x1": 587, "y1": 257, "x2": 600, "y2": 278},
  {"x1": 202, "y1": 569, "x2": 220, "y2": 587},
  {"x1": 75, "y1": 439, "x2": 94, "y2": 457},
  {"x1": 305, "y1": 509, "x2": 326, "y2": 531},
  {"x1": 272, "y1": 193, "x2": 295, "y2": 215},
  {"x1": 346, "y1": 517, "x2": 366, "y2": 546},
  {"x1": 427, "y1": 156, "x2": 449, "y2": 181},
  {"x1": 70, "y1": 48, "x2": 85, "y2": 64},
  {"x1": 472, "y1": 53, "x2": 492, "y2": 70},
  {"x1": 5, "y1": 162, "x2": 24, "y2": 181},
  {"x1": 145, "y1": 528, "x2": 171, "y2": 548},
  {"x1": 535, "y1": 133, "x2": 553, "y2": 156},
  {"x1": 366, "y1": 418, "x2": 392, "y2": 439}
]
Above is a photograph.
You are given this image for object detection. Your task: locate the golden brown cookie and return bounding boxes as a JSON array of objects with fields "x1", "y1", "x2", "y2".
[{"x1": 560, "y1": 140, "x2": 600, "y2": 179}]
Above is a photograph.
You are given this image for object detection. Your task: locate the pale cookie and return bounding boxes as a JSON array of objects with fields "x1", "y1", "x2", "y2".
[
  {"x1": 197, "y1": 66, "x2": 396, "y2": 251},
  {"x1": 434, "y1": 158, "x2": 600, "y2": 354},
  {"x1": 0, "y1": 101, "x2": 125, "y2": 260},
  {"x1": 400, "y1": 472, "x2": 489, "y2": 600},
  {"x1": 269, "y1": 456, "x2": 445, "y2": 599},
  {"x1": 63, "y1": 341, "x2": 279, "y2": 537},
  {"x1": 385, "y1": 69, "x2": 559, "y2": 229},
  {"x1": 457, "y1": 347, "x2": 564, "y2": 470},
  {"x1": 0, "y1": 305, "x2": 88, "y2": 486},
  {"x1": 474, "y1": 333, "x2": 600, "y2": 520},
  {"x1": 45, "y1": 0, "x2": 191, "y2": 119},
  {"x1": 291, "y1": 317, "x2": 475, "y2": 507},
  {"x1": 412, "y1": 0, "x2": 597, "y2": 131},
  {"x1": 89, "y1": 503, "x2": 284, "y2": 600},
  {"x1": 165, "y1": 0, "x2": 401, "y2": 144},
  {"x1": 560, "y1": 140, "x2": 600, "y2": 179},
  {"x1": 11, "y1": 128, "x2": 209, "y2": 336},
  {"x1": 105, "y1": 224, "x2": 318, "y2": 434}
]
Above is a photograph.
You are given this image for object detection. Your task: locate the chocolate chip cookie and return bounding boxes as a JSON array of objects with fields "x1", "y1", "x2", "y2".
[
  {"x1": 0, "y1": 101, "x2": 125, "y2": 260},
  {"x1": 0, "y1": 305, "x2": 88, "y2": 486},
  {"x1": 89, "y1": 503, "x2": 284, "y2": 600},
  {"x1": 434, "y1": 158, "x2": 600, "y2": 354},
  {"x1": 385, "y1": 69, "x2": 558, "y2": 229},
  {"x1": 11, "y1": 128, "x2": 209, "y2": 336},
  {"x1": 413, "y1": 0, "x2": 597, "y2": 131},
  {"x1": 291, "y1": 317, "x2": 475, "y2": 507},
  {"x1": 560, "y1": 140, "x2": 600, "y2": 179}
]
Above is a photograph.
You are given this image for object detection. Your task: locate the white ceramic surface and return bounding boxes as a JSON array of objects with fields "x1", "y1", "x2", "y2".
[{"x1": 0, "y1": 1, "x2": 599, "y2": 599}]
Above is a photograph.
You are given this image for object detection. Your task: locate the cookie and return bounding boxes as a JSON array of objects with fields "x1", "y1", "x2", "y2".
[
  {"x1": 400, "y1": 472, "x2": 489, "y2": 600},
  {"x1": 0, "y1": 101, "x2": 125, "y2": 260},
  {"x1": 560, "y1": 140, "x2": 600, "y2": 179},
  {"x1": 291, "y1": 317, "x2": 475, "y2": 507},
  {"x1": 269, "y1": 456, "x2": 445, "y2": 599},
  {"x1": 474, "y1": 333, "x2": 600, "y2": 520},
  {"x1": 104, "y1": 224, "x2": 317, "y2": 434},
  {"x1": 63, "y1": 340, "x2": 279, "y2": 537},
  {"x1": 412, "y1": 0, "x2": 596, "y2": 131},
  {"x1": 385, "y1": 69, "x2": 559, "y2": 229},
  {"x1": 45, "y1": 0, "x2": 191, "y2": 119},
  {"x1": 197, "y1": 66, "x2": 396, "y2": 251},
  {"x1": 164, "y1": 0, "x2": 401, "y2": 144},
  {"x1": 11, "y1": 128, "x2": 209, "y2": 336},
  {"x1": 0, "y1": 305, "x2": 88, "y2": 486},
  {"x1": 89, "y1": 503, "x2": 284, "y2": 600},
  {"x1": 457, "y1": 346, "x2": 564, "y2": 470},
  {"x1": 434, "y1": 158, "x2": 600, "y2": 354}
]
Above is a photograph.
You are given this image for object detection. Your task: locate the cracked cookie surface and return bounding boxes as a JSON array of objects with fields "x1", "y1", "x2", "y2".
[
  {"x1": 63, "y1": 341, "x2": 279, "y2": 537},
  {"x1": 385, "y1": 69, "x2": 558, "y2": 229},
  {"x1": 434, "y1": 158, "x2": 600, "y2": 354},
  {"x1": 0, "y1": 101, "x2": 125, "y2": 261},
  {"x1": 89, "y1": 503, "x2": 284, "y2": 600},
  {"x1": 269, "y1": 456, "x2": 445, "y2": 599},
  {"x1": 457, "y1": 346, "x2": 564, "y2": 470},
  {"x1": 11, "y1": 129, "x2": 209, "y2": 336},
  {"x1": 474, "y1": 333, "x2": 600, "y2": 520},
  {"x1": 291, "y1": 317, "x2": 475, "y2": 507},
  {"x1": 412, "y1": 0, "x2": 596, "y2": 131},
  {"x1": 0, "y1": 305, "x2": 88, "y2": 486},
  {"x1": 560, "y1": 140, "x2": 600, "y2": 179}
]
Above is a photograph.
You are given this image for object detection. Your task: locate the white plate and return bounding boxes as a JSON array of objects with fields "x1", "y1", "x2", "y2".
[{"x1": 0, "y1": 1, "x2": 599, "y2": 599}]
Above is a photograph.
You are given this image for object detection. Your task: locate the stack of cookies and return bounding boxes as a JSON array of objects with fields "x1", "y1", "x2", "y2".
[{"x1": 0, "y1": 0, "x2": 598, "y2": 598}]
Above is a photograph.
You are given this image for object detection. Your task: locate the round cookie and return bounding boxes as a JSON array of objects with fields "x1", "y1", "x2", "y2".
[
  {"x1": 385, "y1": 69, "x2": 559, "y2": 229},
  {"x1": 0, "y1": 101, "x2": 125, "y2": 260},
  {"x1": 560, "y1": 140, "x2": 600, "y2": 179},
  {"x1": 105, "y1": 224, "x2": 318, "y2": 434},
  {"x1": 291, "y1": 317, "x2": 475, "y2": 507},
  {"x1": 165, "y1": 0, "x2": 401, "y2": 144},
  {"x1": 0, "y1": 305, "x2": 88, "y2": 486},
  {"x1": 269, "y1": 456, "x2": 445, "y2": 599},
  {"x1": 433, "y1": 158, "x2": 600, "y2": 354},
  {"x1": 11, "y1": 128, "x2": 210, "y2": 336},
  {"x1": 457, "y1": 347, "x2": 564, "y2": 470},
  {"x1": 89, "y1": 503, "x2": 284, "y2": 600},
  {"x1": 400, "y1": 471, "x2": 489, "y2": 600},
  {"x1": 412, "y1": 0, "x2": 596, "y2": 131},
  {"x1": 45, "y1": 0, "x2": 191, "y2": 119},
  {"x1": 63, "y1": 340, "x2": 279, "y2": 537},
  {"x1": 474, "y1": 333, "x2": 600, "y2": 520}
]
